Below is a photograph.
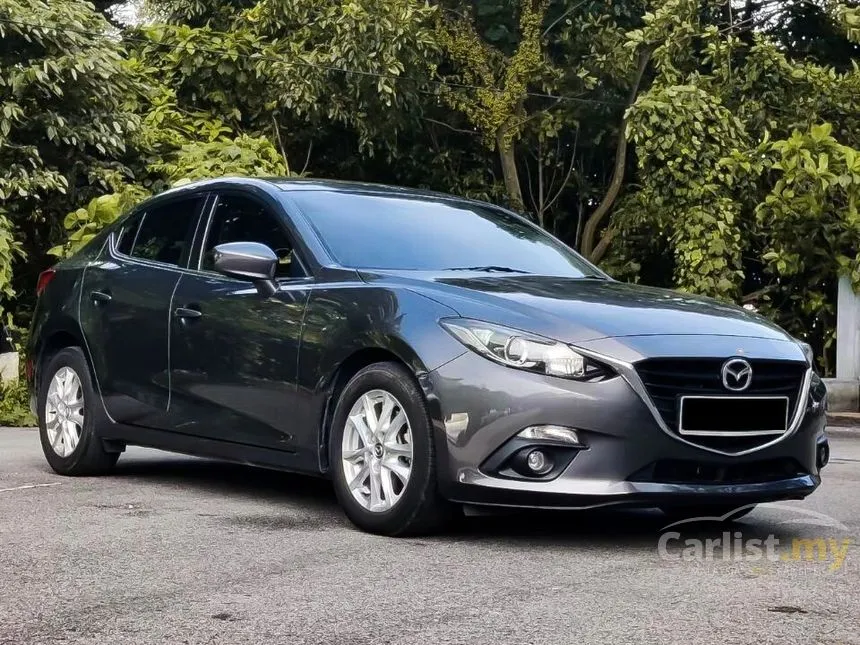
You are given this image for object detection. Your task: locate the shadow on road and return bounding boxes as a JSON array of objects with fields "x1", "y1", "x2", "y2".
[
  {"x1": 444, "y1": 507, "x2": 800, "y2": 549},
  {"x1": 102, "y1": 450, "x2": 811, "y2": 547},
  {"x1": 111, "y1": 452, "x2": 336, "y2": 506}
]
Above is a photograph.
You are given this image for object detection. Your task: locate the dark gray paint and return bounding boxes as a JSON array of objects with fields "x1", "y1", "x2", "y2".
[
  {"x1": 78, "y1": 248, "x2": 182, "y2": 429},
  {"x1": 28, "y1": 177, "x2": 827, "y2": 511}
]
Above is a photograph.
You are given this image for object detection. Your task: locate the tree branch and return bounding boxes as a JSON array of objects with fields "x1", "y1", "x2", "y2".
[
  {"x1": 421, "y1": 117, "x2": 480, "y2": 136},
  {"x1": 537, "y1": 136, "x2": 545, "y2": 226},
  {"x1": 544, "y1": 131, "x2": 578, "y2": 213},
  {"x1": 271, "y1": 115, "x2": 290, "y2": 175},
  {"x1": 542, "y1": 0, "x2": 588, "y2": 38},
  {"x1": 504, "y1": 98, "x2": 564, "y2": 134},
  {"x1": 741, "y1": 285, "x2": 775, "y2": 304},
  {"x1": 581, "y1": 47, "x2": 652, "y2": 261},
  {"x1": 524, "y1": 149, "x2": 539, "y2": 214},
  {"x1": 590, "y1": 227, "x2": 617, "y2": 264},
  {"x1": 300, "y1": 140, "x2": 313, "y2": 176}
]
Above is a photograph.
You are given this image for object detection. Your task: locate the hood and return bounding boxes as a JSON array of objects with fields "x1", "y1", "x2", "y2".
[{"x1": 361, "y1": 272, "x2": 794, "y2": 345}]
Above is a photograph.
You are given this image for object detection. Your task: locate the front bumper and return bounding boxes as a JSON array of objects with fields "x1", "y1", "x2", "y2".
[{"x1": 425, "y1": 347, "x2": 826, "y2": 510}]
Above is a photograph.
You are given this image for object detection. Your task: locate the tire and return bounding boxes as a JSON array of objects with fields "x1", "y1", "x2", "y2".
[
  {"x1": 329, "y1": 361, "x2": 451, "y2": 536},
  {"x1": 660, "y1": 503, "x2": 756, "y2": 524},
  {"x1": 38, "y1": 346, "x2": 119, "y2": 476}
]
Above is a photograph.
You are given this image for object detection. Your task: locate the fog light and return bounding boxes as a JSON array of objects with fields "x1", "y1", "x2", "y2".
[{"x1": 526, "y1": 449, "x2": 552, "y2": 475}]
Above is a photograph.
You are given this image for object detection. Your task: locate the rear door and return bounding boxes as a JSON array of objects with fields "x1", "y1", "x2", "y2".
[
  {"x1": 167, "y1": 191, "x2": 313, "y2": 455},
  {"x1": 79, "y1": 194, "x2": 207, "y2": 428}
]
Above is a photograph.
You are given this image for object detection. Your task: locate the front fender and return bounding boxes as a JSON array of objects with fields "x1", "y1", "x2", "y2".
[
  {"x1": 299, "y1": 284, "x2": 465, "y2": 393},
  {"x1": 297, "y1": 283, "x2": 466, "y2": 472}
]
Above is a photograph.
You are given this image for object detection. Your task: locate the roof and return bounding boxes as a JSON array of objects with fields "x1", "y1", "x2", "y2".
[
  {"x1": 269, "y1": 178, "x2": 454, "y2": 199},
  {"x1": 153, "y1": 176, "x2": 471, "y2": 203}
]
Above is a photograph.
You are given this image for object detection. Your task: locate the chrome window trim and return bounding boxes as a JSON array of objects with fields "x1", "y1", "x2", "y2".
[
  {"x1": 572, "y1": 345, "x2": 812, "y2": 457},
  {"x1": 129, "y1": 211, "x2": 145, "y2": 254},
  {"x1": 196, "y1": 197, "x2": 217, "y2": 272},
  {"x1": 108, "y1": 194, "x2": 209, "y2": 273},
  {"x1": 108, "y1": 231, "x2": 195, "y2": 275}
]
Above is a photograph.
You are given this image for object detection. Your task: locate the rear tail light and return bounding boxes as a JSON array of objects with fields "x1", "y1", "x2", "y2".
[{"x1": 36, "y1": 268, "x2": 56, "y2": 297}]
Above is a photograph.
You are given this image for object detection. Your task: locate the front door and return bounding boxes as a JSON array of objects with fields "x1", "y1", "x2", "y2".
[
  {"x1": 79, "y1": 194, "x2": 206, "y2": 428},
  {"x1": 167, "y1": 192, "x2": 312, "y2": 454}
]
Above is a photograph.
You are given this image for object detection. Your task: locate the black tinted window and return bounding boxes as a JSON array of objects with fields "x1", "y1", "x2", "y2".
[
  {"x1": 131, "y1": 197, "x2": 202, "y2": 266},
  {"x1": 288, "y1": 192, "x2": 599, "y2": 276},
  {"x1": 202, "y1": 195, "x2": 300, "y2": 278},
  {"x1": 115, "y1": 211, "x2": 143, "y2": 256}
]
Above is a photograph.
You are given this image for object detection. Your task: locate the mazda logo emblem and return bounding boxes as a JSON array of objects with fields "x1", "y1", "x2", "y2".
[{"x1": 721, "y1": 358, "x2": 753, "y2": 391}]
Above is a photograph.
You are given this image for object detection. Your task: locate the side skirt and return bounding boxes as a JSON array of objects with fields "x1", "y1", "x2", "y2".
[{"x1": 102, "y1": 424, "x2": 327, "y2": 478}]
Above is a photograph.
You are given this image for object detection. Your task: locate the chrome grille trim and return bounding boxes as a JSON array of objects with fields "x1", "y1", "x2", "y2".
[{"x1": 570, "y1": 345, "x2": 812, "y2": 457}]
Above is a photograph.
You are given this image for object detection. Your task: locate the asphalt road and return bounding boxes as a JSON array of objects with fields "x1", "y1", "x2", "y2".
[{"x1": 1, "y1": 427, "x2": 859, "y2": 645}]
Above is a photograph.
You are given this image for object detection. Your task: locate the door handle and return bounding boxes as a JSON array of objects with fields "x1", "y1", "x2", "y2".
[
  {"x1": 174, "y1": 306, "x2": 202, "y2": 320},
  {"x1": 91, "y1": 290, "x2": 112, "y2": 304}
]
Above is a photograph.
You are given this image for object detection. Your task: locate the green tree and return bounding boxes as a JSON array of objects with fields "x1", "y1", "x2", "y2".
[
  {"x1": 435, "y1": 0, "x2": 552, "y2": 211},
  {"x1": 0, "y1": 0, "x2": 137, "y2": 320},
  {"x1": 4, "y1": 0, "x2": 860, "y2": 375},
  {"x1": 601, "y1": 0, "x2": 860, "y2": 370}
]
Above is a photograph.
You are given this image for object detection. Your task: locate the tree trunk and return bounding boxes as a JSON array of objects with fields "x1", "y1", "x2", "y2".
[
  {"x1": 497, "y1": 129, "x2": 524, "y2": 212},
  {"x1": 580, "y1": 48, "x2": 652, "y2": 262},
  {"x1": 272, "y1": 115, "x2": 291, "y2": 175}
]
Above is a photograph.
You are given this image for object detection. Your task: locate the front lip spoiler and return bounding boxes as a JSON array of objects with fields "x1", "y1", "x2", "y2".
[
  {"x1": 447, "y1": 473, "x2": 820, "y2": 510},
  {"x1": 573, "y1": 345, "x2": 813, "y2": 458}
]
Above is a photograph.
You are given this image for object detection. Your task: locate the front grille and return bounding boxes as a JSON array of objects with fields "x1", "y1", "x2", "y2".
[
  {"x1": 628, "y1": 458, "x2": 807, "y2": 485},
  {"x1": 635, "y1": 358, "x2": 807, "y2": 451}
]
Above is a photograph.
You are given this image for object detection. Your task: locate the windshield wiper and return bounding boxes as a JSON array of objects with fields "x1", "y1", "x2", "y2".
[{"x1": 445, "y1": 265, "x2": 531, "y2": 274}]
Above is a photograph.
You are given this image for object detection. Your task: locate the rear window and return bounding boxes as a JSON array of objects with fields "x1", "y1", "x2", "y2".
[{"x1": 127, "y1": 197, "x2": 203, "y2": 266}]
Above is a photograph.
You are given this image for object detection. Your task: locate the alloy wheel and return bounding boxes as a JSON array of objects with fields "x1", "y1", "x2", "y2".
[
  {"x1": 341, "y1": 389, "x2": 414, "y2": 512},
  {"x1": 44, "y1": 366, "x2": 85, "y2": 458}
]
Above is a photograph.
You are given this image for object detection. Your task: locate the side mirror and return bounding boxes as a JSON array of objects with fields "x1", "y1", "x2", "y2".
[{"x1": 212, "y1": 242, "x2": 278, "y2": 296}]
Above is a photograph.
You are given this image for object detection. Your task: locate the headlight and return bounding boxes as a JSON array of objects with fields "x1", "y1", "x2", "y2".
[{"x1": 440, "y1": 318, "x2": 611, "y2": 380}]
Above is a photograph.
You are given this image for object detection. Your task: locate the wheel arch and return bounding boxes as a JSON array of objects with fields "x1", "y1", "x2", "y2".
[
  {"x1": 301, "y1": 285, "x2": 462, "y2": 474},
  {"x1": 315, "y1": 340, "x2": 448, "y2": 476},
  {"x1": 317, "y1": 346, "x2": 413, "y2": 474},
  {"x1": 33, "y1": 324, "x2": 89, "y2": 393}
]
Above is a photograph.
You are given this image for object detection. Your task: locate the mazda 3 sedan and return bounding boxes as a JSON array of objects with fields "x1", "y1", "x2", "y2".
[{"x1": 28, "y1": 177, "x2": 829, "y2": 535}]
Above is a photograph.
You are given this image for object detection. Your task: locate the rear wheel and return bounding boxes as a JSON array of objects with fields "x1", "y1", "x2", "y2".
[
  {"x1": 38, "y1": 347, "x2": 119, "y2": 476},
  {"x1": 329, "y1": 361, "x2": 451, "y2": 535}
]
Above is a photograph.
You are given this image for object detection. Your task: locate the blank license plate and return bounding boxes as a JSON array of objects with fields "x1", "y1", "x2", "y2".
[{"x1": 678, "y1": 396, "x2": 789, "y2": 435}]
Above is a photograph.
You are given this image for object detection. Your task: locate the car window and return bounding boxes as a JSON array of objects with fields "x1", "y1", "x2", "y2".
[
  {"x1": 288, "y1": 191, "x2": 601, "y2": 277},
  {"x1": 130, "y1": 197, "x2": 203, "y2": 266},
  {"x1": 114, "y1": 211, "x2": 144, "y2": 256},
  {"x1": 202, "y1": 194, "x2": 302, "y2": 278}
]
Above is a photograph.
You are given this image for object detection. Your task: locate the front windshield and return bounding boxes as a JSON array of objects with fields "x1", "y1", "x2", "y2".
[{"x1": 287, "y1": 190, "x2": 601, "y2": 277}]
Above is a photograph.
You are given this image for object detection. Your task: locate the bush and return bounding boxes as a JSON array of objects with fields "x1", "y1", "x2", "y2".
[
  {"x1": 0, "y1": 321, "x2": 35, "y2": 427},
  {"x1": 0, "y1": 379, "x2": 35, "y2": 427}
]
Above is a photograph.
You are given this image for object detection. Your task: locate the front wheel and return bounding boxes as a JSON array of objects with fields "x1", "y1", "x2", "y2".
[
  {"x1": 329, "y1": 361, "x2": 451, "y2": 536},
  {"x1": 38, "y1": 347, "x2": 119, "y2": 476}
]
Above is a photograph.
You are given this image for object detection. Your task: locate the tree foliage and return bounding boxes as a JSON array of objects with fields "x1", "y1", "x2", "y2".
[
  {"x1": 1, "y1": 0, "x2": 859, "y2": 374},
  {"x1": 0, "y1": 0, "x2": 136, "y2": 318}
]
